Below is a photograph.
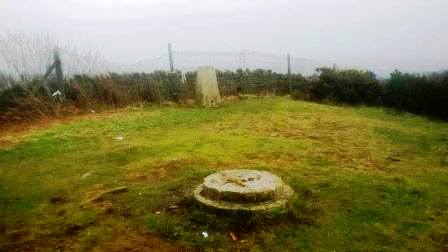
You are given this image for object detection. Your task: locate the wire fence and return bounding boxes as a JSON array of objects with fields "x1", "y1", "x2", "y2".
[{"x1": 123, "y1": 50, "x2": 332, "y2": 76}]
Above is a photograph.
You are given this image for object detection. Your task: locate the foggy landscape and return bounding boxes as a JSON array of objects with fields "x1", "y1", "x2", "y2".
[
  {"x1": 1, "y1": 0, "x2": 447, "y2": 76},
  {"x1": 1, "y1": 1, "x2": 448, "y2": 251}
]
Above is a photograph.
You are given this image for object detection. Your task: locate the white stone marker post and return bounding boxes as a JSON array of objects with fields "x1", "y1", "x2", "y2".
[{"x1": 196, "y1": 66, "x2": 221, "y2": 107}]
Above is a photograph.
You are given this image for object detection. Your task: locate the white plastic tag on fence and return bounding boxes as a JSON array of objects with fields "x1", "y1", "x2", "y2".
[{"x1": 52, "y1": 90, "x2": 62, "y2": 96}]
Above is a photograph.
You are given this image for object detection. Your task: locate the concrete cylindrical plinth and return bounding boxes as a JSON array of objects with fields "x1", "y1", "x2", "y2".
[{"x1": 194, "y1": 169, "x2": 294, "y2": 211}]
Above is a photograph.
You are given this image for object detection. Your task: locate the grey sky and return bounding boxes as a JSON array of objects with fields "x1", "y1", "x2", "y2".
[{"x1": 1, "y1": 0, "x2": 447, "y2": 75}]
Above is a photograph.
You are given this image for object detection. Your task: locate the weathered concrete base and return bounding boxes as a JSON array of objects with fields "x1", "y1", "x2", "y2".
[{"x1": 194, "y1": 170, "x2": 294, "y2": 211}]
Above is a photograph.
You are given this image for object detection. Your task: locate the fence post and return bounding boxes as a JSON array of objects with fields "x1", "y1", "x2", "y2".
[
  {"x1": 168, "y1": 43, "x2": 174, "y2": 72},
  {"x1": 54, "y1": 48, "x2": 63, "y2": 82},
  {"x1": 287, "y1": 53, "x2": 292, "y2": 93},
  {"x1": 238, "y1": 50, "x2": 247, "y2": 70},
  {"x1": 41, "y1": 47, "x2": 64, "y2": 97}
]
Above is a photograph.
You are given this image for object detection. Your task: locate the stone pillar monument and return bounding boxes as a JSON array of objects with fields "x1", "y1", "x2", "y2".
[{"x1": 196, "y1": 66, "x2": 221, "y2": 107}]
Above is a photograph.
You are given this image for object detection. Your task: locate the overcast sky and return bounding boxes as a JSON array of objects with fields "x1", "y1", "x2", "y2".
[{"x1": 1, "y1": 0, "x2": 447, "y2": 75}]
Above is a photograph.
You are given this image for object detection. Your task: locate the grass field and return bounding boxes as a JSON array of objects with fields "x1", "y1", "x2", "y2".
[{"x1": 1, "y1": 97, "x2": 448, "y2": 251}]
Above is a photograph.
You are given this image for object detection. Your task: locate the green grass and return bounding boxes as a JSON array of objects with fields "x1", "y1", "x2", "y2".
[{"x1": 1, "y1": 97, "x2": 448, "y2": 251}]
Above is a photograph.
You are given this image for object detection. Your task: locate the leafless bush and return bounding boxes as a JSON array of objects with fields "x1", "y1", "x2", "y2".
[
  {"x1": 0, "y1": 32, "x2": 112, "y2": 82},
  {"x1": 0, "y1": 32, "x2": 54, "y2": 80}
]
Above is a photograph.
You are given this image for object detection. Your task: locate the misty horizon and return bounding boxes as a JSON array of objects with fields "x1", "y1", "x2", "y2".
[{"x1": 1, "y1": 0, "x2": 447, "y2": 76}]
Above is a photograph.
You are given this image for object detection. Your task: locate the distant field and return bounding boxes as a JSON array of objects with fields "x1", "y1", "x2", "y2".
[{"x1": 1, "y1": 97, "x2": 448, "y2": 251}]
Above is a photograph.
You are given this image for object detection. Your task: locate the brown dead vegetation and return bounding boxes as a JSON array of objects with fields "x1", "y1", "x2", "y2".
[
  {"x1": 125, "y1": 158, "x2": 204, "y2": 183},
  {"x1": 92, "y1": 226, "x2": 186, "y2": 252}
]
